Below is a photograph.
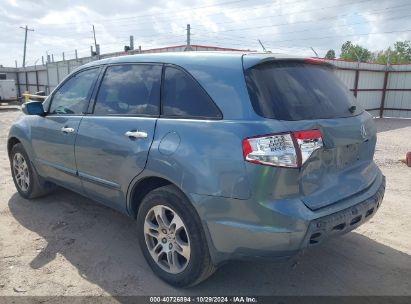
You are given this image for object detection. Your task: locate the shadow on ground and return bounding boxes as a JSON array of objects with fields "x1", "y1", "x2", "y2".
[{"x1": 8, "y1": 190, "x2": 411, "y2": 296}]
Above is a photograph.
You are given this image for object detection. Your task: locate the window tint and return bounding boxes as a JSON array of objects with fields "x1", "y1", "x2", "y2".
[
  {"x1": 94, "y1": 64, "x2": 161, "y2": 116},
  {"x1": 49, "y1": 68, "x2": 98, "y2": 115},
  {"x1": 162, "y1": 66, "x2": 221, "y2": 119},
  {"x1": 245, "y1": 61, "x2": 363, "y2": 121}
]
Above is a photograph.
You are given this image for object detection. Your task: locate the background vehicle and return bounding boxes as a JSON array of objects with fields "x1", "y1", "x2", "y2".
[
  {"x1": 7, "y1": 52, "x2": 385, "y2": 287},
  {"x1": 0, "y1": 79, "x2": 17, "y2": 101}
]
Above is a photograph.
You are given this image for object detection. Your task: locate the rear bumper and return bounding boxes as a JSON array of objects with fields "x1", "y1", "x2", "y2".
[
  {"x1": 302, "y1": 175, "x2": 385, "y2": 247},
  {"x1": 191, "y1": 172, "x2": 385, "y2": 265}
]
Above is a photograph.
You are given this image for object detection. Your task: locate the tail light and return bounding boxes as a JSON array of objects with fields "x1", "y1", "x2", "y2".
[{"x1": 242, "y1": 130, "x2": 323, "y2": 168}]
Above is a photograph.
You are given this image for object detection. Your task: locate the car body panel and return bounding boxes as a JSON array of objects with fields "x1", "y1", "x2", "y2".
[
  {"x1": 30, "y1": 115, "x2": 84, "y2": 193},
  {"x1": 145, "y1": 118, "x2": 252, "y2": 200},
  {"x1": 75, "y1": 116, "x2": 157, "y2": 211},
  {"x1": 190, "y1": 171, "x2": 384, "y2": 263}
]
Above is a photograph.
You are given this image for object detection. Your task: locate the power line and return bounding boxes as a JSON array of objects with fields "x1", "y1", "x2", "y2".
[
  {"x1": 192, "y1": 10, "x2": 411, "y2": 45},
  {"x1": 264, "y1": 28, "x2": 411, "y2": 45},
  {"x1": 31, "y1": 0, "x2": 408, "y2": 43},
  {"x1": 35, "y1": 0, "x2": 264, "y2": 27},
  {"x1": 33, "y1": 0, "x2": 373, "y2": 30},
  {"x1": 192, "y1": 2, "x2": 411, "y2": 38}
]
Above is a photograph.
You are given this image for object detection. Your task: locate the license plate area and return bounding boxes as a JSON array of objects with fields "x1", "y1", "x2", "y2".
[{"x1": 336, "y1": 143, "x2": 360, "y2": 169}]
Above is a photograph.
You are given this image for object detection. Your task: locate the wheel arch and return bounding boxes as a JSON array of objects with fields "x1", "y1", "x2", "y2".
[
  {"x1": 7, "y1": 137, "x2": 21, "y2": 158},
  {"x1": 128, "y1": 175, "x2": 182, "y2": 219}
]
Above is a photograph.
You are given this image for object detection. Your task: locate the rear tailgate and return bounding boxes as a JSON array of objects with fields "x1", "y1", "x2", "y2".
[
  {"x1": 243, "y1": 56, "x2": 379, "y2": 210},
  {"x1": 281, "y1": 114, "x2": 378, "y2": 210}
]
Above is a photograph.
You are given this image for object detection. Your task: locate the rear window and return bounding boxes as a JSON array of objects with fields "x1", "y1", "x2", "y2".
[
  {"x1": 244, "y1": 61, "x2": 363, "y2": 121},
  {"x1": 162, "y1": 66, "x2": 222, "y2": 119}
]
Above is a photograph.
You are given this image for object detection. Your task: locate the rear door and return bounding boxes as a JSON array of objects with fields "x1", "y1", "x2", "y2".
[
  {"x1": 31, "y1": 67, "x2": 100, "y2": 192},
  {"x1": 244, "y1": 59, "x2": 378, "y2": 210},
  {"x1": 74, "y1": 63, "x2": 162, "y2": 210}
]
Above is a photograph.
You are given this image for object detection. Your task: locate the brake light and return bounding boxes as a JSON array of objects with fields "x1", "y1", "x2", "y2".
[{"x1": 242, "y1": 130, "x2": 323, "y2": 168}]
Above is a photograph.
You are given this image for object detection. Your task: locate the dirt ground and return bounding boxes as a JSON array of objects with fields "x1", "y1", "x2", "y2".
[{"x1": 0, "y1": 110, "x2": 410, "y2": 296}]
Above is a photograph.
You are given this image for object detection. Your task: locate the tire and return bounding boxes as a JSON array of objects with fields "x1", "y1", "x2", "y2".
[
  {"x1": 137, "y1": 185, "x2": 215, "y2": 287},
  {"x1": 10, "y1": 143, "x2": 53, "y2": 199}
]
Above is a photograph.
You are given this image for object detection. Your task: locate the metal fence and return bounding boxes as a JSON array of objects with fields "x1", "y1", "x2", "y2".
[
  {"x1": 1, "y1": 53, "x2": 411, "y2": 118},
  {"x1": 324, "y1": 59, "x2": 411, "y2": 118}
]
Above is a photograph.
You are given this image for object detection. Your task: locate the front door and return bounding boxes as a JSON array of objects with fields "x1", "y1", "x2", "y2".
[
  {"x1": 74, "y1": 64, "x2": 162, "y2": 210},
  {"x1": 31, "y1": 67, "x2": 100, "y2": 193}
]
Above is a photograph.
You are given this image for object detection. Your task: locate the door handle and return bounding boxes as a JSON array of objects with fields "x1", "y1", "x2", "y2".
[
  {"x1": 61, "y1": 127, "x2": 75, "y2": 133},
  {"x1": 125, "y1": 130, "x2": 148, "y2": 139}
]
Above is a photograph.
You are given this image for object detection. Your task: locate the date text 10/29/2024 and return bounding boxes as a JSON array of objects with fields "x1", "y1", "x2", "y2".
[{"x1": 149, "y1": 297, "x2": 258, "y2": 303}]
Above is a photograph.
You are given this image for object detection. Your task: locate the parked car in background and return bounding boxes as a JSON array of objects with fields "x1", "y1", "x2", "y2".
[
  {"x1": 0, "y1": 79, "x2": 16, "y2": 101},
  {"x1": 7, "y1": 52, "x2": 385, "y2": 287}
]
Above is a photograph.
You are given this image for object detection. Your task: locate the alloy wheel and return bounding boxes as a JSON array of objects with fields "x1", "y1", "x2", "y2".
[
  {"x1": 13, "y1": 152, "x2": 30, "y2": 192},
  {"x1": 144, "y1": 204, "x2": 191, "y2": 274}
]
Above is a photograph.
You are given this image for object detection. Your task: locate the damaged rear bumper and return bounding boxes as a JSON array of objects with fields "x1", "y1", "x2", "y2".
[
  {"x1": 192, "y1": 172, "x2": 386, "y2": 265},
  {"x1": 303, "y1": 176, "x2": 385, "y2": 247}
]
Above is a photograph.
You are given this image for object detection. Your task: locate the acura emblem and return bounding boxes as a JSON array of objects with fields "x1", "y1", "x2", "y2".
[{"x1": 360, "y1": 124, "x2": 367, "y2": 139}]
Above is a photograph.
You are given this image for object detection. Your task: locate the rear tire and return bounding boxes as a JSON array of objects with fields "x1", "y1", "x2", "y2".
[
  {"x1": 10, "y1": 143, "x2": 54, "y2": 199},
  {"x1": 136, "y1": 185, "x2": 215, "y2": 287}
]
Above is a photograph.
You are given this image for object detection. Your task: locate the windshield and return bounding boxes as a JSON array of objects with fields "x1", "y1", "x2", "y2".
[{"x1": 244, "y1": 61, "x2": 363, "y2": 121}]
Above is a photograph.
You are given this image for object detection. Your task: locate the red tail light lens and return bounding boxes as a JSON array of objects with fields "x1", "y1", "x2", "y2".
[
  {"x1": 293, "y1": 130, "x2": 323, "y2": 164},
  {"x1": 243, "y1": 130, "x2": 323, "y2": 168}
]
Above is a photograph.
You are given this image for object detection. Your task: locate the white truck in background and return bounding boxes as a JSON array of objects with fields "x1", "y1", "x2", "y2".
[{"x1": 0, "y1": 78, "x2": 17, "y2": 101}]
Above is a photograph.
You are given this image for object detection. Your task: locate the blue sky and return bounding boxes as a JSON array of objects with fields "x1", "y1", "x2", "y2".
[{"x1": 1, "y1": 0, "x2": 411, "y2": 67}]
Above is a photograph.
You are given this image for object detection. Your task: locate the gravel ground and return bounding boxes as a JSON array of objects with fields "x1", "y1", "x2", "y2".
[{"x1": 0, "y1": 110, "x2": 410, "y2": 296}]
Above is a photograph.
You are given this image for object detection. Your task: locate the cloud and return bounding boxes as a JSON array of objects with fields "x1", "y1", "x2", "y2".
[{"x1": 1, "y1": 0, "x2": 410, "y2": 66}]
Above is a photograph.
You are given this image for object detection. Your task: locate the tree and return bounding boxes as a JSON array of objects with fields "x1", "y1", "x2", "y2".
[
  {"x1": 325, "y1": 49, "x2": 336, "y2": 59},
  {"x1": 394, "y1": 41, "x2": 411, "y2": 62},
  {"x1": 374, "y1": 41, "x2": 411, "y2": 64},
  {"x1": 340, "y1": 41, "x2": 372, "y2": 62}
]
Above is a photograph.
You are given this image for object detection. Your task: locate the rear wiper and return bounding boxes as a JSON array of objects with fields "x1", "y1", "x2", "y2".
[{"x1": 349, "y1": 105, "x2": 356, "y2": 114}]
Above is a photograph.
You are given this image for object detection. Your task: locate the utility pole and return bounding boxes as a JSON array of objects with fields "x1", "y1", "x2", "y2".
[
  {"x1": 184, "y1": 24, "x2": 193, "y2": 51},
  {"x1": 19, "y1": 25, "x2": 34, "y2": 67},
  {"x1": 92, "y1": 25, "x2": 98, "y2": 55}
]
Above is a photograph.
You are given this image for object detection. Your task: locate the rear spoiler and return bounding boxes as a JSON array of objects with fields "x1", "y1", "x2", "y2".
[{"x1": 242, "y1": 54, "x2": 335, "y2": 70}]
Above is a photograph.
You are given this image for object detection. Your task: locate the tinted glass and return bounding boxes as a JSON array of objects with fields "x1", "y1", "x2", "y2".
[
  {"x1": 50, "y1": 68, "x2": 98, "y2": 115},
  {"x1": 94, "y1": 64, "x2": 161, "y2": 116},
  {"x1": 163, "y1": 67, "x2": 221, "y2": 118},
  {"x1": 245, "y1": 62, "x2": 363, "y2": 121}
]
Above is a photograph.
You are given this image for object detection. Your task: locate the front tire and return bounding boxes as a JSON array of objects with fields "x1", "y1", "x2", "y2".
[
  {"x1": 137, "y1": 185, "x2": 215, "y2": 287},
  {"x1": 10, "y1": 143, "x2": 53, "y2": 199}
]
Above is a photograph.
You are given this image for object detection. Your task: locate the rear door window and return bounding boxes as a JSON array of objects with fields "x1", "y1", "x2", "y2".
[
  {"x1": 162, "y1": 66, "x2": 222, "y2": 119},
  {"x1": 244, "y1": 61, "x2": 363, "y2": 121},
  {"x1": 94, "y1": 64, "x2": 161, "y2": 116}
]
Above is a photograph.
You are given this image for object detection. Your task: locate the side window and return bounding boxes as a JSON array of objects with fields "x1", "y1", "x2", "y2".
[
  {"x1": 162, "y1": 66, "x2": 222, "y2": 119},
  {"x1": 49, "y1": 68, "x2": 98, "y2": 115},
  {"x1": 94, "y1": 64, "x2": 161, "y2": 116}
]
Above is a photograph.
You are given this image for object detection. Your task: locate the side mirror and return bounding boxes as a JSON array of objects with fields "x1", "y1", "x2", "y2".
[{"x1": 22, "y1": 101, "x2": 45, "y2": 116}]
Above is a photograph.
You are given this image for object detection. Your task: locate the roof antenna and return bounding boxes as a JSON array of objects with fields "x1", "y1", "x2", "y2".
[
  {"x1": 310, "y1": 47, "x2": 319, "y2": 58},
  {"x1": 258, "y1": 39, "x2": 270, "y2": 53}
]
